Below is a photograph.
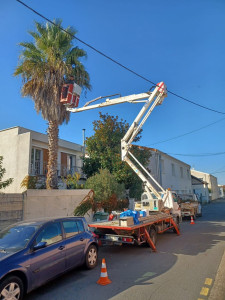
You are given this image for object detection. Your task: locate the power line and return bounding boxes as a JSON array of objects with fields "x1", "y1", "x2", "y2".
[
  {"x1": 16, "y1": 0, "x2": 225, "y2": 115},
  {"x1": 145, "y1": 117, "x2": 225, "y2": 146},
  {"x1": 212, "y1": 170, "x2": 225, "y2": 174},
  {"x1": 166, "y1": 152, "x2": 225, "y2": 157},
  {"x1": 210, "y1": 165, "x2": 225, "y2": 174}
]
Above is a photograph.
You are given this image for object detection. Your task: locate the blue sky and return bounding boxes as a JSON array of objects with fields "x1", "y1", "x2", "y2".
[{"x1": 1, "y1": 0, "x2": 225, "y2": 184}]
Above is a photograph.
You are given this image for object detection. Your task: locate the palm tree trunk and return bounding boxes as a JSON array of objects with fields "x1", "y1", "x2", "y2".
[{"x1": 46, "y1": 121, "x2": 59, "y2": 189}]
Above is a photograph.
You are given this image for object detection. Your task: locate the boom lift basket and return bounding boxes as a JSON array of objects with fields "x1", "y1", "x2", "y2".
[
  {"x1": 141, "y1": 192, "x2": 160, "y2": 212},
  {"x1": 60, "y1": 83, "x2": 82, "y2": 107}
]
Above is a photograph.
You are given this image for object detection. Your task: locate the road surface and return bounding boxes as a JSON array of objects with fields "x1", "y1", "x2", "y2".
[{"x1": 26, "y1": 199, "x2": 225, "y2": 300}]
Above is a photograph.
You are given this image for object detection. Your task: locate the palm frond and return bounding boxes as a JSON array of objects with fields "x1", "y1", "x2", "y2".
[{"x1": 15, "y1": 19, "x2": 91, "y2": 124}]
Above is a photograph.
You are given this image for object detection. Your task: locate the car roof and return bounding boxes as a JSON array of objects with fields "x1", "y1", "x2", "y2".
[{"x1": 8, "y1": 216, "x2": 84, "y2": 227}]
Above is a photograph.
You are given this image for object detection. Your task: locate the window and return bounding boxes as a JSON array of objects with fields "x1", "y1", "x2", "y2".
[
  {"x1": 180, "y1": 167, "x2": 183, "y2": 178},
  {"x1": 36, "y1": 222, "x2": 62, "y2": 246},
  {"x1": 172, "y1": 193, "x2": 179, "y2": 202},
  {"x1": 171, "y1": 163, "x2": 175, "y2": 176},
  {"x1": 63, "y1": 221, "x2": 79, "y2": 238},
  {"x1": 68, "y1": 155, "x2": 76, "y2": 174},
  {"x1": 77, "y1": 220, "x2": 84, "y2": 233},
  {"x1": 187, "y1": 169, "x2": 190, "y2": 179},
  {"x1": 31, "y1": 148, "x2": 42, "y2": 175}
]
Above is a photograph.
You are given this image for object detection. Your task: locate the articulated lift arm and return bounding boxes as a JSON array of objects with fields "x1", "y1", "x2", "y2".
[{"x1": 66, "y1": 82, "x2": 168, "y2": 199}]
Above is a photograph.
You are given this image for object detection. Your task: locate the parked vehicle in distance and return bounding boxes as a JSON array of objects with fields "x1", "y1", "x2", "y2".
[
  {"x1": 176, "y1": 193, "x2": 202, "y2": 219},
  {"x1": 0, "y1": 217, "x2": 98, "y2": 300}
]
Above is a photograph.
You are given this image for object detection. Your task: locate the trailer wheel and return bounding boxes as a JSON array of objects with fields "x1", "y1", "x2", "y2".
[
  {"x1": 144, "y1": 227, "x2": 157, "y2": 247},
  {"x1": 149, "y1": 227, "x2": 157, "y2": 245}
]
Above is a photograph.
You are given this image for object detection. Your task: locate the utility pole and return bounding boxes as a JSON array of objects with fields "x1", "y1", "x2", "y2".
[{"x1": 82, "y1": 129, "x2": 86, "y2": 156}]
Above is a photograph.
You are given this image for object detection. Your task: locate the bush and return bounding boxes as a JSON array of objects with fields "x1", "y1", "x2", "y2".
[
  {"x1": 20, "y1": 175, "x2": 37, "y2": 190},
  {"x1": 85, "y1": 169, "x2": 125, "y2": 212},
  {"x1": 61, "y1": 173, "x2": 84, "y2": 189}
]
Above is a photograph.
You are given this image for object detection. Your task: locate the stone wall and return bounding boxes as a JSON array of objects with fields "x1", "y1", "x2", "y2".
[
  {"x1": 0, "y1": 194, "x2": 23, "y2": 230},
  {"x1": 23, "y1": 189, "x2": 93, "y2": 222},
  {"x1": 0, "y1": 189, "x2": 93, "y2": 230}
]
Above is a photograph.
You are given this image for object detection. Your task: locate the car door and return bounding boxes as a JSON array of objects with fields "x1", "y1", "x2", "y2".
[
  {"x1": 62, "y1": 220, "x2": 87, "y2": 270},
  {"x1": 29, "y1": 222, "x2": 66, "y2": 289}
]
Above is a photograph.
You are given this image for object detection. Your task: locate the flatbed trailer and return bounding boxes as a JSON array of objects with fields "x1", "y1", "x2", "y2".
[{"x1": 89, "y1": 212, "x2": 180, "y2": 252}]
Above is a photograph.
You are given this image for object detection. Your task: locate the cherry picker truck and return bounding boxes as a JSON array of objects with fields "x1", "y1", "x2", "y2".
[{"x1": 63, "y1": 82, "x2": 181, "y2": 251}]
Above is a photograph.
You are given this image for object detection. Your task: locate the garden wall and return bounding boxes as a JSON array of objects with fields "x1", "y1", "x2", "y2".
[{"x1": 0, "y1": 189, "x2": 93, "y2": 230}]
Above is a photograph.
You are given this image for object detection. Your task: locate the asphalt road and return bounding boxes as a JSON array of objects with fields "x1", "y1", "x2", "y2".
[{"x1": 25, "y1": 199, "x2": 225, "y2": 300}]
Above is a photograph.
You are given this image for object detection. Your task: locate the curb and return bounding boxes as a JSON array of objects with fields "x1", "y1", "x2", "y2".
[{"x1": 209, "y1": 249, "x2": 225, "y2": 300}]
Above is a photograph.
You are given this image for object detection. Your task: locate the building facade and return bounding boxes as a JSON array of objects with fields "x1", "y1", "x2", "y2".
[
  {"x1": 218, "y1": 185, "x2": 224, "y2": 198},
  {"x1": 191, "y1": 175, "x2": 209, "y2": 204},
  {"x1": 147, "y1": 148, "x2": 193, "y2": 196},
  {"x1": 191, "y1": 169, "x2": 219, "y2": 201},
  {"x1": 0, "y1": 127, "x2": 84, "y2": 193}
]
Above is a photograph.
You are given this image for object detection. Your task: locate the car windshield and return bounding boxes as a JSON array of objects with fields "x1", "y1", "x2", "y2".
[{"x1": 0, "y1": 224, "x2": 39, "y2": 252}]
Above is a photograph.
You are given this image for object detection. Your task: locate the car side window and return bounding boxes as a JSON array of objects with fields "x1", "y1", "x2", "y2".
[
  {"x1": 76, "y1": 220, "x2": 84, "y2": 233},
  {"x1": 172, "y1": 193, "x2": 178, "y2": 203},
  {"x1": 63, "y1": 221, "x2": 79, "y2": 238},
  {"x1": 36, "y1": 222, "x2": 62, "y2": 246}
]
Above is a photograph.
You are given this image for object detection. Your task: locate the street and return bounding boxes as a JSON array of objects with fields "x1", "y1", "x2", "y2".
[{"x1": 25, "y1": 200, "x2": 225, "y2": 300}]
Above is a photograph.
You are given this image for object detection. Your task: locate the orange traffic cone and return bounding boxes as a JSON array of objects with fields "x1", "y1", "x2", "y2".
[
  {"x1": 97, "y1": 258, "x2": 112, "y2": 285},
  {"x1": 190, "y1": 216, "x2": 195, "y2": 225}
]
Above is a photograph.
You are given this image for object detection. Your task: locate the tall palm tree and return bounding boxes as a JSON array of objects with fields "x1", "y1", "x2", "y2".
[{"x1": 14, "y1": 20, "x2": 91, "y2": 189}]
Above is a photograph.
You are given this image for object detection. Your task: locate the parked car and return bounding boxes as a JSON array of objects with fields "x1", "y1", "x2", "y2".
[{"x1": 0, "y1": 217, "x2": 98, "y2": 300}]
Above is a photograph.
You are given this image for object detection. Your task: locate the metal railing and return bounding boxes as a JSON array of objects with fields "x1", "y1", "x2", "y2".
[{"x1": 30, "y1": 163, "x2": 85, "y2": 178}]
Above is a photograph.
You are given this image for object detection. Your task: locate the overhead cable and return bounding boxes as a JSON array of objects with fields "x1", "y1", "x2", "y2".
[
  {"x1": 146, "y1": 117, "x2": 225, "y2": 146},
  {"x1": 16, "y1": 0, "x2": 225, "y2": 115},
  {"x1": 212, "y1": 170, "x2": 225, "y2": 174},
  {"x1": 166, "y1": 152, "x2": 225, "y2": 157}
]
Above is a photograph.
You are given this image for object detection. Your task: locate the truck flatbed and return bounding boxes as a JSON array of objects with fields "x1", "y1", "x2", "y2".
[
  {"x1": 89, "y1": 212, "x2": 172, "y2": 230},
  {"x1": 89, "y1": 212, "x2": 180, "y2": 251}
]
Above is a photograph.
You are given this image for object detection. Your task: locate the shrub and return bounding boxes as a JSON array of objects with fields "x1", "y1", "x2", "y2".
[
  {"x1": 20, "y1": 175, "x2": 37, "y2": 190},
  {"x1": 85, "y1": 169, "x2": 126, "y2": 213},
  {"x1": 61, "y1": 172, "x2": 84, "y2": 189}
]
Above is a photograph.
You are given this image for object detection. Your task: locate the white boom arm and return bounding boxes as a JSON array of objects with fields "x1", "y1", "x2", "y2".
[{"x1": 67, "y1": 82, "x2": 167, "y2": 199}]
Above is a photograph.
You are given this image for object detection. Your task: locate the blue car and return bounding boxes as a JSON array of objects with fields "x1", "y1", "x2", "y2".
[{"x1": 0, "y1": 217, "x2": 98, "y2": 300}]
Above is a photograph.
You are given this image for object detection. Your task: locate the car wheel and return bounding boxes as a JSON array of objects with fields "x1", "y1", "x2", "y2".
[
  {"x1": 0, "y1": 275, "x2": 24, "y2": 300},
  {"x1": 85, "y1": 244, "x2": 98, "y2": 269}
]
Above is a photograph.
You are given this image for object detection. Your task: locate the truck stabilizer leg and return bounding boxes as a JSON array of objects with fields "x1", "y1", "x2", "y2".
[
  {"x1": 144, "y1": 227, "x2": 157, "y2": 252},
  {"x1": 171, "y1": 219, "x2": 180, "y2": 235}
]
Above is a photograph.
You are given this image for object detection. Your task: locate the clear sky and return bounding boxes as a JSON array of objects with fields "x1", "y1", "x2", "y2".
[{"x1": 1, "y1": 0, "x2": 225, "y2": 184}]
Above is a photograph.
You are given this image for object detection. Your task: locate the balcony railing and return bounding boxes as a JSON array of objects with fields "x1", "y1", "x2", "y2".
[{"x1": 30, "y1": 163, "x2": 85, "y2": 178}]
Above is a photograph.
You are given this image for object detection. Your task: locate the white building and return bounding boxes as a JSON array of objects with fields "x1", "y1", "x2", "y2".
[
  {"x1": 218, "y1": 185, "x2": 224, "y2": 198},
  {"x1": 146, "y1": 148, "x2": 193, "y2": 196},
  {"x1": 191, "y1": 169, "x2": 219, "y2": 201},
  {"x1": 191, "y1": 175, "x2": 209, "y2": 204},
  {"x1": 0, "y1": 127, "x2": 84, "y2": 193}
]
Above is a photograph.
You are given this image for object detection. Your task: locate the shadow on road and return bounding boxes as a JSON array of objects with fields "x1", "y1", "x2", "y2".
[{"x1": 25, "y1": 199, "x2": 225, "y2": 300}]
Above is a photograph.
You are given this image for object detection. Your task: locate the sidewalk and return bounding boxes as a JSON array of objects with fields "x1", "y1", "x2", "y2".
[{"x1": 209, "y1": 249, "x2": 225, "y2": 300}]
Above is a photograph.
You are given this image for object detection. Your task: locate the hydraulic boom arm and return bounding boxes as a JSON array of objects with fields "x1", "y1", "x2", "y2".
[{"x1": 66, "y1": 82, "x2": 168, "y2": 199}]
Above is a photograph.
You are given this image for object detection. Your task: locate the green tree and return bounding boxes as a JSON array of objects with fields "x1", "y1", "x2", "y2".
[
  {"x1": 85, "y1": 169, "x2": 125, "y2": 212},
  {"x1": 14, "y1": 20, "x2": 91, "y2": 189},
  {"x1": 0, "y1": 156, "x2": 13, "y2": 190},
  {"x1": 83, "y1": 113, "x2": 151, "y2": 198}
]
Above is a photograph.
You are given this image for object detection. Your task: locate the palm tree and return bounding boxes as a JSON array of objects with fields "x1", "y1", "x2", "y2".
[{"x1": 14, "y1": 20, "x2": 91, "y2": 189}]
